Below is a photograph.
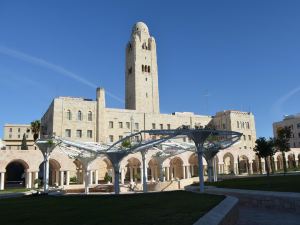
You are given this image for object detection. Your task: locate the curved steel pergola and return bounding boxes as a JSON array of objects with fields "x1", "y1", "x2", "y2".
[{"x1": 36, "y1": 128, "x2": 242, "y2": 194}]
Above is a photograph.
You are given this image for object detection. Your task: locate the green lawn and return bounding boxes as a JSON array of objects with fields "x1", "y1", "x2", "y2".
[
  {"x1": 197, "y1": 175, "x2": 300, "y2": 192},
  {"x1": 0, "y1": 191, "x2": 224, "y2": 225},
  {"x1": 0, "y1": 188, "x2": 32, "y2": 194}
]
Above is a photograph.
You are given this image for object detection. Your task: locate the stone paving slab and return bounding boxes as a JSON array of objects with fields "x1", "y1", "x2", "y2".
[{"x1": 237, "y1": 206, "x2": 300, "y2": 225}]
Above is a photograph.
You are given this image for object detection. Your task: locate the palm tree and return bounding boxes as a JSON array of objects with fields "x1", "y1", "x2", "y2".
[
  {"x1": 31, "y1": 120, "x2": 41, "y2": 142},
  {"x1": 274, "y1": 127, "x2": 292, "y2": 174},
  {"x1": 254, "y1": 137, "x2": 274, "y2": 176}
]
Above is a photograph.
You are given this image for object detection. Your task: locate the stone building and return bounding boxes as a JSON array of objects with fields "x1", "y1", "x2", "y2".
[
  {"x1": 2, "y1": 124, "x2": 35, "y2": 150},
  {"x1": 273, "y1": 114, "x2": 300, "y2": 148},
  {"x1": 1, "y1": 22, "x2": 276, "y2": 192}
]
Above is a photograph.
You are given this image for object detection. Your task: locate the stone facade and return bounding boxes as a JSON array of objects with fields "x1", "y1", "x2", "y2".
[
  {"x1": 273, "y1": 114, "x2": 300, "y2": 148},
  {"x1": 2, "y1": 124, "x2": 35, "y2": 150},
  {"x1": 0, "y1": 22, "x2": 272, "y2": 191}
]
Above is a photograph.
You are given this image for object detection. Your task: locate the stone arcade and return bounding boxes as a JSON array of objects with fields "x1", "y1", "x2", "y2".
[{"x1": 3, "y1": 22, "x2": 294, "y2": 191}]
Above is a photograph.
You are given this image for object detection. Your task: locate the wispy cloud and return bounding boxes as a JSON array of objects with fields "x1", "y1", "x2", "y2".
[
  {"x1": 0, "y1": 46, "x2": 124, "y2": 103},
  {"x1": 271, "y1": 85, "x2": 300, "y2": 117}
]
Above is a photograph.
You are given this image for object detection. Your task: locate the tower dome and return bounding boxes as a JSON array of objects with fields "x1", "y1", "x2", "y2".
[{"x1": 132, "y1": 22, "x2": 149, "y2": 34}]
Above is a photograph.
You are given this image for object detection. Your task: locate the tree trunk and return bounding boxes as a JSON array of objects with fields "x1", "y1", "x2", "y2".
[
  {"x1": 265, "y1": 157, "x2": 270, "y2": 176},
  {"x1": 258, "y1": 156, "x2": 262, "y2": 174},
  {"x1": 282, "y1": 151, "x2": 287, "y2": 175}
]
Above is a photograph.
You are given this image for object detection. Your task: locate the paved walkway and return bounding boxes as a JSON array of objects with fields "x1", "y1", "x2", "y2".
[{"x1": 237, "y1": 206, "x2": 300, "y2": 225}]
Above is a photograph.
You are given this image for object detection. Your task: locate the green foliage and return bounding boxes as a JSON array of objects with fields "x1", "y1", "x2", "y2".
[
  {"x1": 21, "y1": 134, "x2": 28, "y2": 150},
  {"x1": 254, "y1": 137, "x2": 275, "y2": 176},
  {"x1": 34, "y1": 178, "x2": 41, "y2": 187},
  {"x1": 104, "y1": 172, "x2": 112, "y2": 183},
  {"x1": 121, "y1": 139, "x2": 131, "y2": 148},
  {"x1": 31, "y1": 120, "x2": 41, "y2": 142},
  {"x1": 70, "y1": 176, "x2": 77, "y2": 183},
  {"x1": 274, "y1": 127, "x2": 292, "y2": 174}
]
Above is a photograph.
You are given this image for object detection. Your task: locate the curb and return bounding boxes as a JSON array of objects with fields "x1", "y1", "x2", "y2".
[{"x1": 193, "y1": 196, "x2": 239, "y2": 225}]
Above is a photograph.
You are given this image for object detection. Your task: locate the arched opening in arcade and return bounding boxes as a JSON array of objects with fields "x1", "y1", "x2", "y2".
[
  {"x1": 5, "y1": 160, "x2": 29, "y2": 188},
  {"x1": 170, "y1": 157, "x2": 184, "y2": 180},
  {"x1": 251, "y1": 155, "x2": 260, "y2": 174},
  {"x1": 72, "y1": 159, "x2": 84, "y2": 184},
  {"x1": 276, "y1": 154, "x2": 284, "y2": 170},
  {"x1": 223, "y1": 153, "x2": 234, "y2": 174},
  {"x1": 148, "y1": 158, "x2": 159, "y2": 181},
  {"x1": 98, "y1": 158, "x2": 113, "y2": 184},
  {"x1": 39, "y1": 159, "x2": 61, "y2": 186},
  {"x1": 125, "y1": 157, "x2": 141, "y2": 183},
  {"x1": 238, "y1": 155, "x2": 249, "y2": 174},
  {"x1": 287, "y1": 154, "x2": 296, "y2": 169},
  {"x1": 188, "y1": 153, "x2": 199, "y2": 177}
]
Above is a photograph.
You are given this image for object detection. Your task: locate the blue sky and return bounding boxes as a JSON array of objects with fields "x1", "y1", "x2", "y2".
[{"x1": 0, "y1": 0, "x2": 300, "y2": 138}]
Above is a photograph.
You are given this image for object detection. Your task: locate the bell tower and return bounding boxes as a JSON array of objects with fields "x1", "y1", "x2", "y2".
[{"x1": 125, "y1": 22, "x2": 160, "y2": 113}]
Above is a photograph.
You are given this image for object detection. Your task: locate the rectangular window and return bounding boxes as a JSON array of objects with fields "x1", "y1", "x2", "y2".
[
  {"x1": 9, "y1": 128, "x2": 12, "y2": 132},
  {"x1": 160, "y1": 124, "x2": 163, "y2": 129},
  {"x1": 248, "y1": 135, "x2": 251, "y2": 141},
  {"x1": 237, "y1": 121, "x2": 239, "y2": 128},
  {"x1": 126, "y1": 122, "x2": 130, "y2": 129},
  {"x1": 246, "y1": 122, "x2": 250, "y2": 129},
  {"x1": 152, "y1": 123, "x2": 156, "y2": 129},
  {"x1": 87, "y1": 130, "x2": 93, "y2": 138},
  {"x1": 244, "y1": 146, "x2": 247, "y2": 149},
  {"x1": 183, "y1": 137, "x2": 186, "y2": 142},
  {"x1": 119, "y1": 135, "x2": 123, "y2": 140},
  {"x1": 167, "y1": 124, "x2": 171, "y2": 130},
  {"x1": 135, "y1": 136, "x2": 140, "y2": 142},
  {"x1": 119, "y1": 122, "x2": 123, "y2": 128},
  {"x1": 65, "y1": 129, "x2": 71, "y2": 138},
  {"x1": 18, "y1": 128, "x2": 21, "y2": 132},
  {"x1": 297, "y1": 123, "x2": 300, "y2": 129},
  {"x1": 222, "y1": 124, "x2": 225, "y2": 129},
  {"x1": 18, "y1": 134, "x2": 20, "y2": 138},
  {"x1": 9, "y1": 134, "x2": 12, "y2": 138},
  {"x1": 109, "y1": 135, "x2": 114, "y2": 143},
  {"x1": 243, "y1": 135, "x2": 246, "y2": 141},
  {"x1": 109, "y1": 121, "x2": 114, "y2": 128},
  {"x1": 76, "y1": 130, "x2": 82, "y2": 138},
  {"x1": 298, "y1": 133, "x2": 300, "y2": 138},
  {"x1": 135, "y1": 123, "x2": 139, "y2": 130}
]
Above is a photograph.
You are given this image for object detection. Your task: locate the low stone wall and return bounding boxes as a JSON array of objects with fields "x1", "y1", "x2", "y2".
[
  {"x1": 206, "y1": 187, "x2": 300, "y2": 213},
  {"x1": 193, "y1": 196, "x2": 239, "y2": 225}
]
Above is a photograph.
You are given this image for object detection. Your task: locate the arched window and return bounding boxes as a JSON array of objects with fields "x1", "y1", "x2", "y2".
[
  {"x1": 88, "y1": 111, "x2": 92, "y2": 121},
  {"x1": 142, "y1": 65, "x2": 144, "y2": 72},
  {"x1": 66, "y1": 110, "x2": 72, "y2": 120},
  {"x1": 77, "y1": 111, "x2": 82, "y2": 121},
  {"x1": 148, "y1": 66, "x2": 150, "y2": 73},
  {"x1": 237, "y1": 121, "x2": 239, "y2": 128}
]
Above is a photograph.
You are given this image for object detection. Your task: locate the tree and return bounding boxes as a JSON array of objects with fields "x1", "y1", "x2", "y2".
[
  {"x1": 31, "y1": 120, "x2": 41, "y2": 142},
  {"x1": 21, "y1": 133, "x2": 28, "y2": 150},
  {"x1": 254, "y1": 137, "x2": 274, "y2": 176},
  {"x1": 274, "y1": 126, "x2": 292, "y2": 174}
]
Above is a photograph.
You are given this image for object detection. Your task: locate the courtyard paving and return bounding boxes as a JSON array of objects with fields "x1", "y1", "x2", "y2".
[{"x1": 237, "y1": 206, "x2": 300, "y2": 225}]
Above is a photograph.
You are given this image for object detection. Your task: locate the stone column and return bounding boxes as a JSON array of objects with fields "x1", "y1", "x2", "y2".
[
  {"x1": 134, "y1": 167, "x2": 138, "y2": 181},
  {"x1": 183, "y1": 166, "x2": 186, "y2": 179},
  {"x1": 60, "y1": 171, "x2": 64, "y2": 186},
  {"x1": 89, "y1": 171, "x2": 93, "y2": 185},
  {"x1": 274, "y1": 161, "x2": 278, "y2": 171},
  {"x1": 26, "y1": 171, "x2": 32, "y2": 189},
  {"x1": 0, "y1": 172, "x2": 5, "y2": 190},
  {"x1": 234, "y1": 163, "x2": 239, "y2": 175},
  {"x1": 66, "y1": 171, "x2": 70, "y2": 186},
  {"x1": 186, "y1": 165, "x2": 191, "y2": 178},
  {"x1": 150, "y1": 167, "x2": 154, "y2": 181},
  {"x1": 261, "y1": 162, "x2": 265, "y2": 174},
  {"x1": 140, "y1": 166, "x2": 143, "y2": 184},
  {"x1": 120, "y1": 168, "x2": 125, "y2": 184},
  {"x1": 95, "y1": 170, "x2": 99, "y2": 185},
  {"x1": 191, "y1": 165, "x2": 194, "y2": 177},
  {"x1": 55, "y1": 170, "x2": 59, "y2": 186},
  {"x1": 129, "y1": 167, "x2": 133, "y2": 183},
  {"x1": 249, "y1": 163, "x2": 253, "y2": 174},
  {"x1": 32, "y1": 171, "x2": 38, "y2": 188},
  {"x1": 170, "y1": 167, "x2": 174, "y2": 180},
  {"x1": 165, "y1": 167, "x2": 169, "y2": 181}
]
